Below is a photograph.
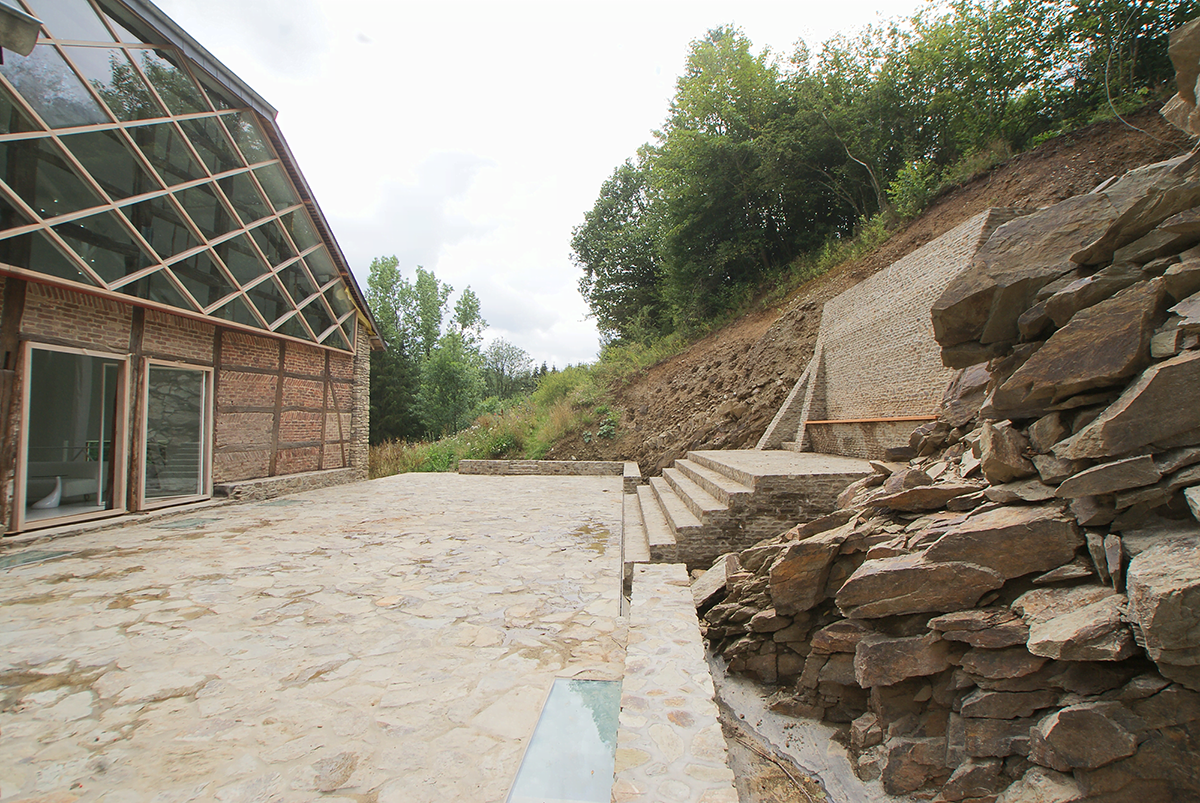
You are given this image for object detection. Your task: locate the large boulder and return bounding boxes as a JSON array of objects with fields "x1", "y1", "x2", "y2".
[
  {"x1": 1058, "y1": 350, "x2": 1200, "y2": 459},
  {"x1": 990, "y1": 280, "x2": 1168, "y2": 418},
  {"x1": 923, "y1": 505, "x2": 1082, "y2": 581},
  {"x1": 929, "y1": 608, "x2": 1029, "y2": 649},
  {"x1": 1072, "y1": 151, "x2": 1200, "y2": 265},
  {"x1": 939, "y1": 362, "x2": 992, "y2": 427},
  {"x1": 932, "y1": 194, "x2": 1116, "y2": 349},
  {"x1": 768, "y1": 520, "x2": 855, "y2": 615},
  {"x1": 1028, "y1": 703, "x2": 1139, "y2": 772},
  {"x1": 979, "y1": 421, "x2": 1036, "y2": 485},
  {"x1": 959, "y1": 688, "x2": 1059, "y2": 720},
  {"x1": 854, "y1": 632, "x2": 958, "y2": 688},
  {"x1": 1025, "y1": 594, "x2": 1136, "y2": 661},
  {"x1": 1126, "y1": 532, "x2": 1200, "y2": 667},
  {"x1": 1055, "y1": 455, "x2": 1162, "y2": 498},
  {"x1": 836, "y1": 554, "x2": 1004, "y2": 619}
]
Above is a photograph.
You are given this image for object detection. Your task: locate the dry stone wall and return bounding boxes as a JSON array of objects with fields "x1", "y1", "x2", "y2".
[{"x1": 697, "y1": 37, "x2": 1200, "y2": 802}]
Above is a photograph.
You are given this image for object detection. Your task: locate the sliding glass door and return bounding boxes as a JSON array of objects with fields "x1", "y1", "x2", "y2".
[
  {"x1": 142, "y1": 363, "x2": 211, "y2": 505},
  {"x1": 20, "y1": 346, "x2": 127, "y2": 528}
]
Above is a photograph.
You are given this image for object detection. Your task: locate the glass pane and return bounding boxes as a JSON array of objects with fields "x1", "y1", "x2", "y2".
[
  {"x1": 506, "y1": 679, "x2": 620, "y2": 803},
  {"x1": 223, "y1": 111, "x2": 272, "y2": 165},
  {"x1": 0, "y1": 230, "x2": 96, "y2": 285},
  {"x1": 301, "y1": 297, "x2": 334, "y2": 339},
  {"x1": 0, "y1": 137, "x2": 104, "y2": 219},
  {"x1": 118, "y1": 195, "x2": 199, "y2": 261},
  {"x1": 304, "y1": 247, "x2": 338, "y2": 285},
  {"x1": 0, "y1": 190, "x2": 33, "y2": 232},
  {"x1": 102, "y1": 11, "x2": 158, "y2": 46},
  {"x1": 277, "y1": 261, "x2": 316, "y2": 305},
  {"x1": 119, "y1": 269, "x2": 192, "y2": 309},
  {"x1": 250, "y1": 219, "x2": 294, "y2": 268},
  {"x1": 325, "y1": 282, "x2": 354, "y2": 319},
  {"x1": 281, "y1": 209, "x2": 319, "y2": 253},
  {"x1": 274, "y1": 312, "x2": 312, "y2": 341},
  {"x1": 0, "y1": 84, "x2": 40, "y2": 135},
  {"x1": 253, "y1": 163, "x2": 299, "y2": 210},
  {"x1": 173, "y1": 183, "x2": 236, "y2": 239},
  {"x1": 53, "y1": 210, "x2": 154, "y2": 283},
  {"x1": 23, "y1": 0, "x2": 115, "y2": 42},
  {"x1": 212, "y1": 233, "x2": 266, "y2": 285},
  {"x1": 137, "y1": 49, "x2": 207, "y2": 116},
  {"x1": 323, "y1": 325, "x2": 350, "y2": 351},
  {"x1": 129, "y1": 122, "x2": 206, "y2": 187},
  {"x1": 168, "y1": 251, "x2": 236, "y2": 309},
  {"x1": 210, "y1": 295, "x2": 263, "y2": 328},
  {"x1": 246, "y1": 276, "x2": 293, "y2": 325},
  {"x1": 218, "y1": 171, "x2": 269, "y2": 226},
  {"x1": 60, "y1": 128, "x2": 158, "y2": 200},
  {"x1": 0, "y1": 44, "x2": 109, "y2": 128},
  {"x1": 178, "y1": 116, "x2": 240, "y2": 174},
  {"x1": 197, "y1": 74, "x2": 234, "y2": 111},
  {"x1": 145, "y1": 365, "x2": 206, "y2": 499},
  {"x1": 62, "y1": 46, "x2": 164, "y2": 121},
  {"x1": 24, "y1": 349, "x2": 122, "y2": 524}
]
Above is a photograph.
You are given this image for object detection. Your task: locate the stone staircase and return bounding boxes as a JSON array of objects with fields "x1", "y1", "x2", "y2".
[{"x1": 623, "y1": 449, "x2": 872, "y2": 581}]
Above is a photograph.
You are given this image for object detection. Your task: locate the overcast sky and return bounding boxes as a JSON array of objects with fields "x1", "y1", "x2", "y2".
[{"x1": 154, "y1": 0, "x2": 931, "y2": 367}]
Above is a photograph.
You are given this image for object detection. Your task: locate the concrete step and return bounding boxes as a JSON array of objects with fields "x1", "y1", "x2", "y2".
[
  {"x1": 673, "y1": 459, "x2": 752, "y2": 507},
  {"x1": 663, "y1": 467, "x2": 728, "y2": 522},
  {"x1": 636, "y1": 485, "x2": 677, "y2": 562},
  {"x1": 649, "y1": 476, "x2": 704, "y2": 537}
]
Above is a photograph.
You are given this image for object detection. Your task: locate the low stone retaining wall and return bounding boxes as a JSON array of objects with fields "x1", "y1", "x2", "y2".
[
  {"x1": 612, "y1": 563, "x2": 737, "y2": 803},
  {"x1": 213, "y1": 467, "x2": 365, "y2": 501},
  {"x1": 459, "y1": 459, "x2": 643, "y2": 493}
]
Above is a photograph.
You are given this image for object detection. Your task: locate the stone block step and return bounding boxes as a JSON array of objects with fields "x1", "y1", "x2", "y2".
[
  {"x1": 663, "y1": 467, "x2": 728, "y2": 522},
  {"x1": 673, "y1": 458, "x2": 753, "y2": 507},
  {"x1": 687, "y1": 449, "x2": 872, "y2": 489},
  {"x1": 649, "y1": 476, "x2": 704, "y2": 535},
  {"x1": 636, "y1": 485, "x2": 677, "y2": 562}
]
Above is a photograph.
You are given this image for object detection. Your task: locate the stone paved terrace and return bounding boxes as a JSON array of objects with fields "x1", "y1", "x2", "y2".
[{"x1": 0, "y1": 473, "x2": 663, "y2": 802}]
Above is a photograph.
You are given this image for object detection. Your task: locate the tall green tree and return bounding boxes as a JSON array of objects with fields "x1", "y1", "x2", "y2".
[
  {"x1": 408, "y1": 267, "x2": 452, "y2": 359},
  {"x1": 365, "y1": 256, "x2": 421, "y2": 443},
  {"x1": 452, "y1": 287, "x2": 487, "y2": 350},
  {"x1": 417, "y1": 332, "x2": 484, "y2": 437},
  {"x1": 571, "y1": 157, "x2": 665, "y2": 342},
  {"x1": 482, "y1": 338, "x2": 534, "y2": 399}
]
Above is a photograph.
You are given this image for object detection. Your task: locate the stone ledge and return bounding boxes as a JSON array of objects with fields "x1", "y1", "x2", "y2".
[
  {"x1": 459, "y1": 459, "x2": 644, "y2": 493},
  {"x1": 613, "y1": 563, "x2": 738, "y2": 803},
  {"x1": 214, "y1": 467, "x2": 365, "y2": 501}
]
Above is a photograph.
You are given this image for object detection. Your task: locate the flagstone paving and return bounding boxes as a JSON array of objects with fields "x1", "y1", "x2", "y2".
[{"x1": 0, "y1": 473, "x2": 628, "y2": 803}]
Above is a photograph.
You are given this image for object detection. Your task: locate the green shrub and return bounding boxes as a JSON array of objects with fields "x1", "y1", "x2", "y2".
[{"x1": 887, "y1": 160, "x2": 938, "y2": 221}]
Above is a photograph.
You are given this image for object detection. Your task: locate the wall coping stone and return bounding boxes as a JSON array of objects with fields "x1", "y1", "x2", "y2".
[
  {"x1": 214, "y1": 466, "x2": 365, "y2": 501},
  {"x1": 612, "y1": 563, "x2": 738, "y2": 803},
  {"x1": 459, "y1": 459, "x2": 644, "y2": 493}
]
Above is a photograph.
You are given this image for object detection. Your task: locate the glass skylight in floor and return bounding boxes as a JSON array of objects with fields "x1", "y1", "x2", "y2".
[{"x1": 506, "y1": 678, "x2": 621, "y2": 803}]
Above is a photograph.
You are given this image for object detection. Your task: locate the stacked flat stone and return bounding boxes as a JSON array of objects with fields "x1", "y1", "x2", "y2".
[{"x1": 694, "y1": 24, "x2": 1200, "y2": 801}]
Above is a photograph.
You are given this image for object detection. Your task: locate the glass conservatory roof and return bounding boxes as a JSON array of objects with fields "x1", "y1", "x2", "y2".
[{"x1": 0, "y1": 0, "x2": 368, "y2": 352}]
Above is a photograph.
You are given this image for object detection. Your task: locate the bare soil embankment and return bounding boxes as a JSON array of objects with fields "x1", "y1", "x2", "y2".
[{"x1": 546, "y1": 105, "x2": 1193, "y2": 474}]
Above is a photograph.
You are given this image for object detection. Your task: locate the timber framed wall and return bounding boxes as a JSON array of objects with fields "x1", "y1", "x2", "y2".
[{"x1": 0, "y1": 0, "x2": 381, "y2": 532}]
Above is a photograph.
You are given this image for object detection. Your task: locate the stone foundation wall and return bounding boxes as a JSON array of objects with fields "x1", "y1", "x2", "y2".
[{"x1": 804, "y1": 421, "x2": 924, "y2": 460}]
